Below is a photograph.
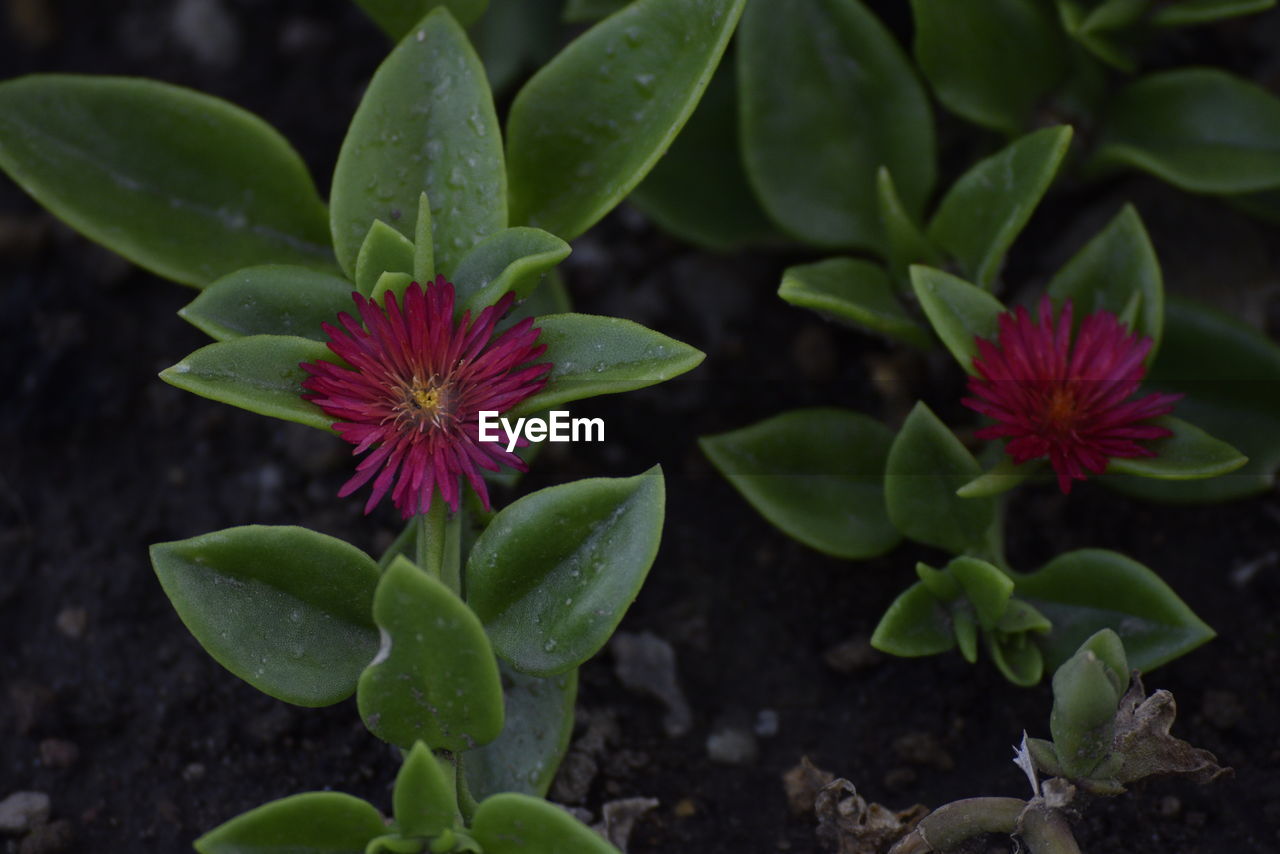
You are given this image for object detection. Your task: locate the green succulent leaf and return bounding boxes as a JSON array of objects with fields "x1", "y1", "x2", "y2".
[
  {"x1": 950, "y1": 556, "x2": 1014, "y2": 630},
  {"x1": 957, "y1": 457, "x2": 1041, "y2": 498},
  {"x1": 472, "y1": 793, "x2": 621, "y2": 853},
  {"x1": 928, "y1": 125, "x2": 1073, "y2": 289},
  {"x1": 194, "y1": 792, "x2": 386, "y2": 854},
  {"x1": 885, "y1": 403, "x2": 1000, "y2": 559},
  {"x1": 467, "y1": 468, "x2": 665, "y2": 676},
  {"x1": 629, "y1": 59, "x2": 780, "y2": 252},
  {"x1": 1105, "y1": 417, "x2": 1247, "y2": 480},
  {"x1": 394, "y1": 742, "x2": 459, "y2": 839},
  {"x1": 358, "y1": 556, "x2": 505, "y2": 751},
  {"x1": 1049, "y1": 642, "x2": 1122, "y2": 776},
  {"x1": 452, "y1": 227, "x2": 571, "y2": 314},
  {"x1": 509, "y1": 314, "x2": 704, "y2": 416},
  {"x1": 1015, "y1": 549, "x2": 1215, "y2": 673},
  {"x1": 998, "y1": 599, "x2": 1053, "y2": 634},
  {"x1": 910, "y1": 266, "x2": 1007, "y2": 375},
  {"x1": 331, "y1": 7, "x2": 505, "y2": 278},
  {"x1": 507, "y1": 0, "x2": 746, "y2": 240},
  {"x1": 1059, "y1": 0, "x2": 1144, "y2": 72},
  {"x1": 1106, "y1": 297, "x2": 1280, "y2": 502},
  {"x1": 911, "y1": 0, "x2": 1068, "y2": 134},
  {"x1": 779, "y1": 259, "x2": 931, "y2": 348},
  {"x1": 871, "y1": 582, "x2": 956, "y2": 657},
  {"x1": 954, "y1": 609, "x2": 980, "y2": 663},
  {"x1": 149, "y1": 526, "x2": 380, "y2": 707},
  {"x1": 0, "y1": 75, "x2": 334, "y2": 287},
  {"x1": 370, "y1": 271, "x2": 415, "y2": 305},
  {"x1": 464, "y1": 663, "x2": 578, "y2": 800},
  {"x1": 700, "y1": 408, "x2": 901, "y2": 559},
  {"x1": 1047, "y1": 204, "x2": 1164, "y2": 356},
  {"x1": 179, "y1": 266, "x2": 355, "y2": 342},
  {"x1": 356, "y1": 219, "x2": 416, "y2": 297},
  {"x1": 1150, "y1": 0, "x2": 1276, "y2": 28},
  {"x1": 159, "y1": 335, "x2": 336, "y2": 431},
  {"x1": 986, "y1": 630, "x2": 1042, "y2": 686},
  {"x1": 738, "y1": 0, "x2": 935, "y2": 250},
  {"x1": 878, "y1": 167, "x2": 944, "y2": 283},
  {"x1": 354, "y1": 0, "x2": 489, "y2": 38},
  {"x1": 1094, "y1": 69, "x2": 1280, "y2": 194},
  {"x1": 916, "y1": 562, "x2": 961, "y2": 602}
]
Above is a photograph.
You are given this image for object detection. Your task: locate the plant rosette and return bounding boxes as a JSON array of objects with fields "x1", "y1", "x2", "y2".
[
  {"x1": 705, "y1": 200, "x2": 1247, "y2": 684},
  {"x1": 0, "y1": 2, "x2": 761, "y2": 850}
]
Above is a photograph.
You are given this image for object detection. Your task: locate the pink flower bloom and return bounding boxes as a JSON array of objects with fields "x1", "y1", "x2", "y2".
[
  {"x1": 301, "y1": 276, "x2": 549, "y2": 517},
  {"x1": 962, "y1": 296, "x2": 1180, "y2": 494}
]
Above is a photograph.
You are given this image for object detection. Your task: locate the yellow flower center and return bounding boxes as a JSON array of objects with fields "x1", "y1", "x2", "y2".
[{"x1": 394, "y1": 375, "x2": 452, "y2": 430}]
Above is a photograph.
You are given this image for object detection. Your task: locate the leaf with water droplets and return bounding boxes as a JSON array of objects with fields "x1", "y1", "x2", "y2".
[
  {"x1": 179, "y1": 265, "x2": 355, "y2": 342},
  {"x1": 467, "y1": 468, "x2": 665, "y2": 676},
  {"x1": 358, "y1": 556, "x2": 505, "y2": 751},
  {"x1": 0, "y1": 75, "x2": 335, "y2": 287},
  {"x1": 507, "y1": 0, "x2": 747, "y2": 240},
  {"x1": 150, "y1": 526, "x2": 380, "y2": 707},
  {"x1": 331, "y1": 8, "x2": 505, "y2": 278}
]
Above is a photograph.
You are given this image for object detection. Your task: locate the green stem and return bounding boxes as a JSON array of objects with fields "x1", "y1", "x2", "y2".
[
  {"x1": 889, "y1": 797, "x2": 1025, "y2": 854},
  {"x1": 1020, "y1": 803, "x2": 1084, "y2": 854},
  {"x1": 379, "y1": 520, "x2": 417, "y2": 570},
  {"x1": 455, "y1": 752, "x2": 479, "y2": 824},
  {"x1": 416, "y1": 500, "x2": 447, "y2": 581}
]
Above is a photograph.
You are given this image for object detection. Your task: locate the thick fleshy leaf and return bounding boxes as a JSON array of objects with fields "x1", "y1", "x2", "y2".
[
  {"x1": 394, "y1": 742, "x2": 458, "y2": 839},
  {"x1": 885, "y1": 403, "x2": 1000, "y2": 559},
  {"x1": 1015, "y1": 549, "x2": 1215, "y2": 672},
  {"x1": 1094, "y1": 69, "x2": 1280, "y2": 194},
  {"x1": 358, "y1": 556, "x2": 504, "y2": 751},
  {"x1": 928, "y1": 126, "x2": 1073, "y2": 288},
  {"x1": 950, "y1": 556, "x2": 1014, "y2": 630},
  {"x1": 910, "y1": 266, "x2": 1006, "y2": 375},
  {"x1": 878, "y1": 167, "x2": 943, "y2": 283},
  {"x1": 354, "y1": 0, "x2": 488, "y2": 38},
  {"x1": 1047, "y1": 204, "x2": 1163, "y2": 356},
  {"x1": 871, "y1": 582, "x2": 955, "y2": 657},
  {"x1": 1150, "y1": 0, "x2": 1275, "y2": 26},
  {"x1": 0, "y1": 75, "x2": 333, "y2": 287},
  {"x1": 331, "y1": 8, "x2": 505, "y2": 277},
  {"x1": 195, "y1": 792, "x2": 385, "y2": 854},
  {"x1": 465, "y1": 663, "x2": 578, "y2": 800},
  {"x1": 371, "y1": 271, "x2": 415, "y2": 304},
  {"x1": 508, "y1": 314, "x2": 704, "y2": 416},
  {"x1": 987, "y1": 631, "x2": 1044, "y2": 686},
  {"x1": 699, "y1": 408, "x2": 901, "y2": 559},
  {"x1": 957, "y1": 457, "x2": 1041, "y2": 498},
  {"x1": 911, "y1": 0, "x2": 1067, "y2": 134},
  {"x1": 160, "y1": 335, "x2": 336, "y2": 431},
  {"x1": 452, "y1": 227, "x2": 571, "y2": 314},
  {"x1": 506, "y1": 0, "x2": 746, "y2": 240},
  {"x1": 150, "y1": 526, "x2": 380, "y2": 707},
  {"x1": 779, "y1": 259, "x2": 931, "y2": 348},
  {"x1": 179, "y1": 266, "x2": 355, "y2": 342},
  {"x1": 739, "y1": 0, "x2": 935, "y2": 250},
  {"x1": 1105, "y1": 417, "x2": 1246, "y2": 480},
  {"x1": 629, "y1": 59, "x2": 779, "y2": 252},
  {"x1": 467, "y1": 468, "x2": 665, "y2": 676},
  {"x1": 472, "y1": 793, "x2": 620, "y2": 854},
  {"x1": 1058, "y1": 0, "x2": 1143, "y2": 72},
  {"x1": 1106, "y1": 297, "x2": 1280, "y2": 502},
  {"x1": 355, "y1": 219, "x2": 416, "y2": 297}
]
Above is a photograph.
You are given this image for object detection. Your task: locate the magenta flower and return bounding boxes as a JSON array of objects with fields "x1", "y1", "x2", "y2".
[
  {"x1": 962, "y1": 296, "x2": 1181, "y2": 494},
  {"x1": 301, "y1": 276, "x2": 549, "y2": 518}
]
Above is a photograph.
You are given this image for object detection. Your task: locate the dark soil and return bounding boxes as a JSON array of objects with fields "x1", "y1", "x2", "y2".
[{"x1": 3, "y1": 2, "x2": 1279, "y2": 853}]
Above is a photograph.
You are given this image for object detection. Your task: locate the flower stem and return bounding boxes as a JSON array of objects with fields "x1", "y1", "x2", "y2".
[
  {"x1": 416, "y1": 500, "x2": 447, "y2": 582},
  {"x1": 441, "y1": 510, "x2": 462, "y2": 598}
]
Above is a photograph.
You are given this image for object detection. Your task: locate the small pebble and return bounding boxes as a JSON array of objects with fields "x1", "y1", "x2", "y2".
[
  {"x1": 823, "y1": 635, "x2": 881, "y2": 674},
  {"x1": 673, "y1": 798, "x2": 697, "y2": 818},
  {"x1": 37, "y1": 740, "x2": 77, "y2": 770},
  {"x1": 1159, "y1": 795, "x2": 1182, "y2": 818},
  {"x1": 54, "y1": 609, "x2": 86, "y2": 640},
  {"x1": 754, "y1": 708, "x2": 780, "y2": 738},
  {"x1": 0, "y1": 791, "x2": 51, "y2": 835},
  {"x1": 181, "y1": 763, "x2": 205, "y2": 782},
  {"x1": 611, "y1": 632, "x2": 692, "y2": 737},
  {"x1": 882, "y1": 766, "x2": 916, "y2": 791},
  {"x1": 892, "y1": 731, "x2": 954, "y2": 771},
  {"x1": 706, "y1": 726, "x2": 757, "y2": 765}
]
